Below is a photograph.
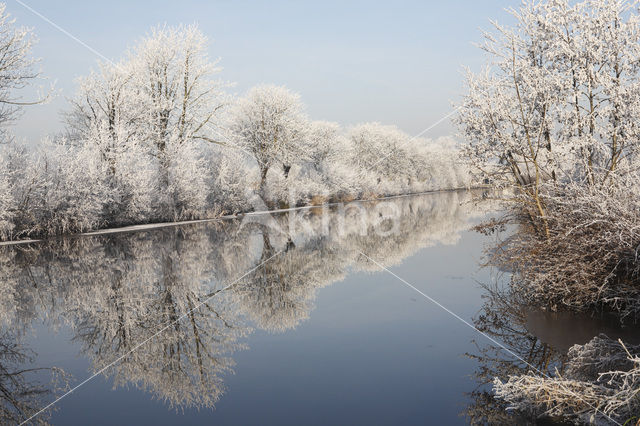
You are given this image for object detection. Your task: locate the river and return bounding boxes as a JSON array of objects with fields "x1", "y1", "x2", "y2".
[{"x1": 1, "y1": 190, "x2": 636, "y2": 425}]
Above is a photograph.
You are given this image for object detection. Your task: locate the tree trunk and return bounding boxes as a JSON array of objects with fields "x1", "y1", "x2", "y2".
[{"x1": 259, "y1": 167, "x2": 269, "y2": 197}]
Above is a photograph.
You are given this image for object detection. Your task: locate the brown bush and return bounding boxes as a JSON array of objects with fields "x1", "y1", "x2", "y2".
[{"x1": 484, "y1": 177, "x2": 640, "y2": 320}]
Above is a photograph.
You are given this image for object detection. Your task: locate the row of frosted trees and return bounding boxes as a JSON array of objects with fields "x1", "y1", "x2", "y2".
[{"x1": 0, "y1": 9, "x2": 470, "y2": 241}]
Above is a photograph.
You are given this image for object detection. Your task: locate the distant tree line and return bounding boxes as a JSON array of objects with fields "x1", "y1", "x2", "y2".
[{"x1": 0, "y1": 8, "x2": 471, "y2": 241}]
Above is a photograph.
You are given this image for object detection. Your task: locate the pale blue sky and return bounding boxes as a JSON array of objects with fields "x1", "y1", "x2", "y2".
[{"x1": 7, "y1": 0, "x2": 516, "y2": 142}]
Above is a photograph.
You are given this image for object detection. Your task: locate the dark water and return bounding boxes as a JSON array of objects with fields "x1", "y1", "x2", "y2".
[{"x1": 0, "y1": 191, "x2": 635, "y2": 425}]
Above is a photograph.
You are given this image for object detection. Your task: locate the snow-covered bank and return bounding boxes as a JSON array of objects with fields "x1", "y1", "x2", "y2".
[
  {"x1": 0, "y1": 187, "x2": 485, "y2": 247},
  {"x1": 0, "y1": 106, "x2": 472, "y2": 241},
  {"x1": 494, "y1": 335, "x2": 640, "y2": 425}
]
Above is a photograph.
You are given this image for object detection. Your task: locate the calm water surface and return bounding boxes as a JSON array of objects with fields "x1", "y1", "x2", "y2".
[{"x1": 1, "y1": 191, "x2": 636, "y2": 425}]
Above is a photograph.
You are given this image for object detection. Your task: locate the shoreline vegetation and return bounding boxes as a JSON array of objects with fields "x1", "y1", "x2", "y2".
[
  {"x1": 0, "y1": 7, "x2": 471, "y2": 243},
  {"x1": 0, "y1": 186, "x2": 485, "y2": 247},
  {"x1": 456, "y1": 0, "x2": 640, "y2": 423}
]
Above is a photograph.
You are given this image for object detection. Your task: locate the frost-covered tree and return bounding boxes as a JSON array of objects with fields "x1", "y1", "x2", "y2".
[
  {"x1": 456, "y1": 0, "x2": 640, "y2": 233},
  {"x1": 228, "y1": 85, "x2": 309, "y2": 196},
  {"x1": 64, "y1": 62, "x2": 137, "y2": 158},
  {"x1": 67, "y1": 24, "x2": 226, "y2": 172},
  {"x1": 130, "y1": 24, "x2": 227, "y2": 185},
  {"x1": 64, "y1": 62, "x2": 155, "y2": 223},
  {"x1": 0, "y1": 3, "x2": 47, "y2": 131},
  {"x1": 270, "y1": 120, "x2": 352, "y2": 204},
  {"x1": 65, "y1": 24, "x2": 227, "y2": 221},
  {"x1": 349, "y1": 123, "x2": 413, "y2": 185},
  {"x1": 305, "y1": 120, "x2": 344, "y2": 174}
]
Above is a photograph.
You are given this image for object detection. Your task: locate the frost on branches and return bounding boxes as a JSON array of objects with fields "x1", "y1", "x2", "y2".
[
  {"x1": 457, "y1": 0, "x2": 640, "y2": 192},
  {"x1": 227, "y1": 85, "x2": 309, "y2": 198},
  {"x1": 494, "y1": 335, "x2": 640, "y2": 425},
  {"x1": 459, "y1": 0, "x2": 640, "y2": 317},
  {"x1": 0, "y1": 9, "x2": 471, "y2": 241},
  {"x1": 0, "y1": 3, "x2": 45, "y2": 129}
]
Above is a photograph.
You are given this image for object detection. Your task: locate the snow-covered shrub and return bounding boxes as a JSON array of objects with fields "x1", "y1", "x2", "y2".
[
  {"x1": 264, "y1": 163, "x2": 331, "y2": 207},
  {"x1": 33, "y1": 141, "x2": 112, "y2": 236},
  {"x1": 207, "y1": 147, "x2": 255, "y2": 214},
  {"x1": 107, "y1": 145, "x2": 159, "y2": 225},
  {"x1": 0, "y1": 143, "x2": 27, "y2": 239},
  {"x1": 0, "y1": 175, "x2": 13, "y2": 239},
  {"x1": 0, "y1": 141, "x2": 112, "y2": 239},
  {"x1": 164, "y1": 141, "x2": 213, "y2": 220},
  {"x1": 485, "y1": 170, "x2": 640, "y2": 319},
  {"x1": 494, "y1": 334, "x2": 640, "y2": 425}
]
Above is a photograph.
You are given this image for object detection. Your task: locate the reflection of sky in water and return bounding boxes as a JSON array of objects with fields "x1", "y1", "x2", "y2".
[
  {"x1": 3, "y1": 190, "x2": 633, "y2": 425},
  {"x1": 34, "y1": 240, "x2": 489, "y2": 426}
]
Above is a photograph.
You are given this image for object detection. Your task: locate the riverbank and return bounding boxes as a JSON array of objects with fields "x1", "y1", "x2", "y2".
[{"x1": 0, "y1": 186, "x2": 488, "y2": 247}]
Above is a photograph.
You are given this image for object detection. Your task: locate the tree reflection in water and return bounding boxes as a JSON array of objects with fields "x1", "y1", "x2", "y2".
[
  {"x1": 0, "y1": 190, "x2": 490, "y2": 421},
  {"x1": 0, "y1": 330, "x2": 69, "y2": 425}
]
